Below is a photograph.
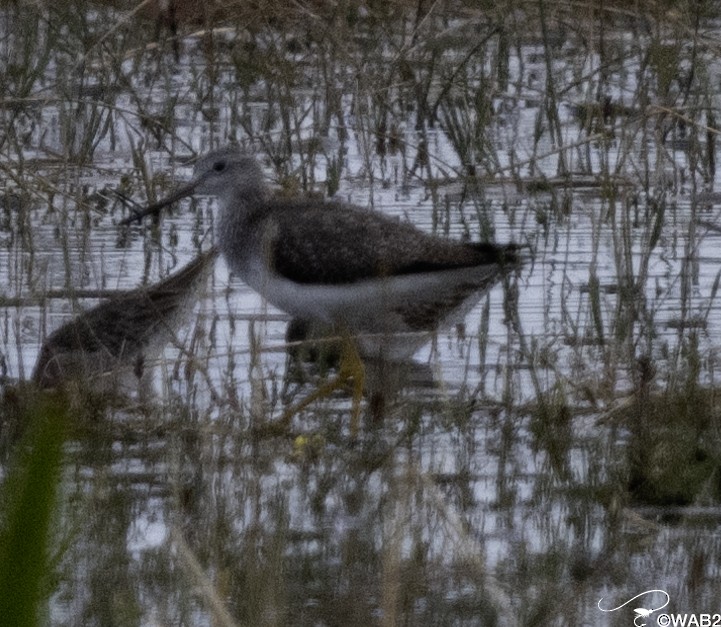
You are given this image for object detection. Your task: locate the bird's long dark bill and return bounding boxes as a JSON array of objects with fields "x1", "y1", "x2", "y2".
[{"x1": 119, "y1": 180, "x2": 199, "y2": 225}]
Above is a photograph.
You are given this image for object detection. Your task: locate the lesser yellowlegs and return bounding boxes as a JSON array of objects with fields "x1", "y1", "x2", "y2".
[
  {"x1": 122, "y1": 148, "x2": 522, "y2": 425},
  {"x1": 122, "y1": 148, "x2": 520, "y2": 356},
  {"x1": 32, "y1": 248, "x2": 217, "y2": 395}
]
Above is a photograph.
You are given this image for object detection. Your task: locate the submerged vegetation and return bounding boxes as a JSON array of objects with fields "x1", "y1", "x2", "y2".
[{"x1": 1, "y1": 0, "x2": 721, "y2": 624}]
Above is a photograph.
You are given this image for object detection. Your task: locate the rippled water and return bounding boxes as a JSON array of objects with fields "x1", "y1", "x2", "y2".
[{"x1": 1, "y1": 5, "x2": 721, "y2": 625}]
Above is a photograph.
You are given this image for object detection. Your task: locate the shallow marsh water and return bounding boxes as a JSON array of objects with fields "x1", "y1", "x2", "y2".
[{"x1": 1, "y1": 3, "x2": 721, "y2": 625}]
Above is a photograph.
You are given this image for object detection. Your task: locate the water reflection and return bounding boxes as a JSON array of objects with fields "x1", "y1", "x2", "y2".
[{"x1": 1, "y1": 3, "x2": 720, "y2": 624}]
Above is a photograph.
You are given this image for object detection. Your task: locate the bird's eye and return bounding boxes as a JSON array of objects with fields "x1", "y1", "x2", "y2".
[{"x1": 213, "y1": 161, "x2": 226, "y2": 172}]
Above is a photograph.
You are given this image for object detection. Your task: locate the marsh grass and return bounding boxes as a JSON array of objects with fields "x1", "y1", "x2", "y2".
[{"x1": 1, "y1": 0, "x2": 721, "y2": 624}]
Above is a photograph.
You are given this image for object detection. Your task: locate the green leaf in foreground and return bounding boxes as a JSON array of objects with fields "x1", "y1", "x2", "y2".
[{"x1": 0, "y1": 397, "x2": 67, "y2": 627}]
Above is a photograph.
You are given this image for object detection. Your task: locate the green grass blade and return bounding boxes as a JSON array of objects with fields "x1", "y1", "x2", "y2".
[{"x1": 0, "y1": 398, "x2": 67, "y2": 627}]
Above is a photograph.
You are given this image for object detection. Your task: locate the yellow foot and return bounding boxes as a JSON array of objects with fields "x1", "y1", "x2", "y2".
[{"x1": 260, "y1": 334, "x2": 366, "y2": 438}]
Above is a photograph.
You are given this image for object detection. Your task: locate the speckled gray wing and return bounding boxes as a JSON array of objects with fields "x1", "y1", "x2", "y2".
[
  {"x1": 32, "y1": 250, "x2": 216, "y2": 386},
  {"x1": 37, "y1": 291, "x2": 176, "y2": 357},
  {"x1": 257, "y1": 201, "x2": 518, "y2": 285},
  {"x1": 32, "y1": 293, "x2": 174, "y2": 387}
]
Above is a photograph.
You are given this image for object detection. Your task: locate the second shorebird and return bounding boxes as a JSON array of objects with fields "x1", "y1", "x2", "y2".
[{"x1": 33, "y1": 249, "x2": 217, "y2": 396}]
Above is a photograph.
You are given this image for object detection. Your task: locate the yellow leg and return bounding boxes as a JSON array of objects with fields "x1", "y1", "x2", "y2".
[
  {"x1": 339, "y1": 337, "x2": 365, "y2": 437},
  {"x1": 256, "y1": 333, "x2": 365, "y2": 438}
]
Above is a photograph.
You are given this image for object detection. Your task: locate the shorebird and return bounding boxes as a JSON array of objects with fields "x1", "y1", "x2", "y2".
[
  {"x1": 32, "y1": 248, "x2": 217, "y2": 396},
  {"x1": 122, "y1": 148, "x2": 522, "y2": 425}
]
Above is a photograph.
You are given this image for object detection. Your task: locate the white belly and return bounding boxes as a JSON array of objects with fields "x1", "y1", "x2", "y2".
[{"x1": 236, "y1": 256, "x2": 498, "y2": 360}]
